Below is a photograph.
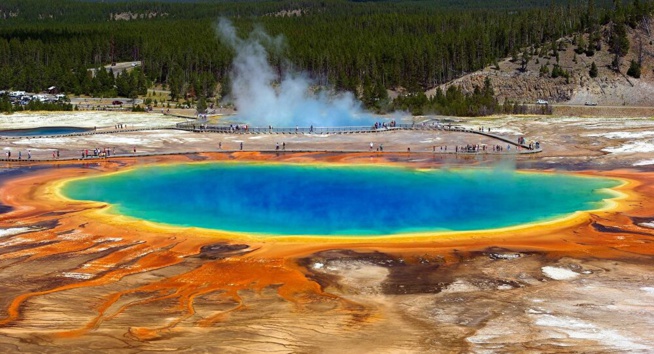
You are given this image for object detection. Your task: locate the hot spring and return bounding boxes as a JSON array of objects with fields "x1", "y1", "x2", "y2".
[
  {"x1": 61, "y1": 163, "x2": 621, "y2": 236},
  {"x1": 0, "y1": 126, "x2": 92, "y2": 137}
]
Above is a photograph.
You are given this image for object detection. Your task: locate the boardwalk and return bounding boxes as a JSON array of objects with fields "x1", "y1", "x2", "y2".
[
  {"x1": 174, "y1": 122, "x2": 540, "y2": 150},
  {"x1": 0, "y1": 122, "x2": 541, "y2": 162}
]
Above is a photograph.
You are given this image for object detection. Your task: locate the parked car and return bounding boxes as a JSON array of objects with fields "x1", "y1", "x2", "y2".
[
  {"x1": 536, "y1": 99, "x2": 549, "y2": 105},
  {"x1": 585, "y1": 101, "x2": 597, "y2": 106},
  {"x1": 112, "y1": 100, "x2": 123, "y2": 105}
]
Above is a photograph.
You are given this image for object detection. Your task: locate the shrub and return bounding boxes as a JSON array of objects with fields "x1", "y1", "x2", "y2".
[{"x1": 627, "y1": 60, "x2": 641, "y2": 78}]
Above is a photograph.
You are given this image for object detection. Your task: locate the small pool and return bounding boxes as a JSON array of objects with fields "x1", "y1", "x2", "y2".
[{"x1": 0, "y1": 126, "x2": 93, "y2": 137}]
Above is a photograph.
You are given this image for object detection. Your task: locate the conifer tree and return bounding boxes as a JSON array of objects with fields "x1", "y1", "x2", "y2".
[
  {"x1": 627, "y1": 59, "x2": 641, "y2": 78},
  {"x1": 589, "y1": 61, "x2": 598, "y2": 78}
]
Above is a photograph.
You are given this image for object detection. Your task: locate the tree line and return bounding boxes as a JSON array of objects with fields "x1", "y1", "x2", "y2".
[{"x1": 0, "y1": 0, "x2": 651, "y2": 116}]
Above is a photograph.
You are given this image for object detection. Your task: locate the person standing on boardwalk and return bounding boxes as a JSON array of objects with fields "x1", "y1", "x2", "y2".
[{"x1": 240, "y1": 142, "x2": 243, "y2": 150}]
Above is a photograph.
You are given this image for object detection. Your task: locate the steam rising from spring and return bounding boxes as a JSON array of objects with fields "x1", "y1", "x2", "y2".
[{"x1": 216, "y1": 18, "x2": 377, "y2": 127}]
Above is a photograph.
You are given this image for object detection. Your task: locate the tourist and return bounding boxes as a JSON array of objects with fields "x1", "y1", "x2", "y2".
[
  {"x1": 276, "y1": 142, "x2": 279, "y2": 151},
  {"x1": 27, "y1": 150, "x2": 31, "y2": 160},
  {"x1": 133, "y1": 147, "x2": 136, "y2": 153},
  {"x1": 18, "y1": 151, "x2": 21, "y2": 160},
  {"x1": 219, "y1": 142, "x2": 222, "y2": 150},
  {"x1": 282, "y1": 142, "x2": 286, "y2": 150},
  {"x1": 379, "y1": 144, "x2": 383, "y2": 152},
  {"x1": 370, "y1": 142, "x2": 373, "y2": 151},
  {"x1": 240, "y1": 142, "x2": 243, "y2": 150}
]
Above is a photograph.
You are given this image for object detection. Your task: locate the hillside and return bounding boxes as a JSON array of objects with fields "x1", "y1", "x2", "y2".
[
  {"x1": 0, "y1": 0, "x2": 617, "y2": 101},
  {"x1": 1, "y1": 0, "x2": 652, "y2": 116},
  {"x1": 432, "y1": 17, "x2": 654, "y2": 107}
]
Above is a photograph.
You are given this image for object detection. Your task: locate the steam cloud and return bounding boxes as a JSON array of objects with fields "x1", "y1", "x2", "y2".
[{"x1": 216, "y1": 18, "x2": 380, "y2": 127}]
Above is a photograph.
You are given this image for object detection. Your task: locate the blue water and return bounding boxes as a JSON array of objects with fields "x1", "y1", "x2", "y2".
[
  {"x1": 0, "y1": 126, "x2": 92, "y2": 137},
  {"x1": 62, "y1": 163, "x2": 620, "y2": 236}
]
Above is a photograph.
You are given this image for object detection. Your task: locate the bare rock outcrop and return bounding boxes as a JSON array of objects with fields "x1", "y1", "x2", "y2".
[{"x1": 427, "y1": 20, "x2": 654, "y2": 107}]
